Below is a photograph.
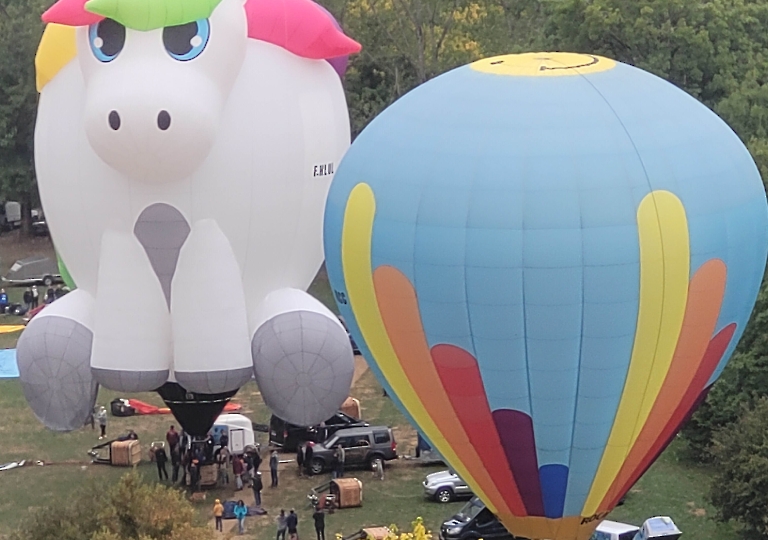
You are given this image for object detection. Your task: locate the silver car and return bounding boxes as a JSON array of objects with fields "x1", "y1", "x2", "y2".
[{"x1": 423, "y1": 470, "x2": 473, "y2": 503}]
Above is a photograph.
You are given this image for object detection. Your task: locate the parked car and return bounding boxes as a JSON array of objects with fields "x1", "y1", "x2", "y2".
[
  {"x1": 269, "y1": 411, "x2": 369, "y2": 452},
  {"x1": 2, "y1": 255, "x2": 61, "y2": 286},
  {"x1": 0, "y1": 202, "x2": 21, "y2": 231},
  {"x1": 424, "y1": 470, "x2": 473, "y2": 503},
  {"x1": 32, "y1": 214, "x2": 49, "y2": 236},
  {"x1": 634, "y1": 517, "x2": 681, "y2": 540},
  {"x1": 307, "y1": 425, "x2": 397, "y2": 475},
  {"x1": 439, "y1": 497, "x2": 513, "y2": 540},
  {"x1": 591, "y1": 521, "x2": 641, "y2": 540}
]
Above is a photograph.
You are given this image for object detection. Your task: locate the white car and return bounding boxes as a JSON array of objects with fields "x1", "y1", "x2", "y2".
[
  {"x1": 423, "y1": 470, "x2": 473, "y2": 503},
  {"x1": 591, "y1": 520, "x2": 640, "y2": 540}
]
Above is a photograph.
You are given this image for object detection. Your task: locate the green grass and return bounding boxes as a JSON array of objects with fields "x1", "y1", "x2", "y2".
[{"x1": 308, "y1": 264, "x2": 338, "y2": 314}]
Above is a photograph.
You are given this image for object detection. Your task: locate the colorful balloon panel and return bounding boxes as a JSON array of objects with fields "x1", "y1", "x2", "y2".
[{"x1": 323, "y1": 53, "x2": 768, "y2": 540}]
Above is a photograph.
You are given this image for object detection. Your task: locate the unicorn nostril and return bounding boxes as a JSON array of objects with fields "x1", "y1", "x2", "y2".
[
  {"x1": 157, "y1": 110, "x2": 171, "y2": 131},
  {"x1": 108, "y1": 110, "x2": 120, "y2": 130}
]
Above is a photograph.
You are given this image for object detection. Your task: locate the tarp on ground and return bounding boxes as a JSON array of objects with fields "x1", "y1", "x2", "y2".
[
  {"x1": 0, "y1": 349, "x2": 19, "y2": 378},
  {"x1": 0, "y1": 326, "x2": 24, "y2": 334}
]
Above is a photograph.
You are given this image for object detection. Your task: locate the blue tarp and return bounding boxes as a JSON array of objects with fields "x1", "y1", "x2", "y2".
[{"x1": 0, "y1": 349, "x2": 19, "y2": 378}]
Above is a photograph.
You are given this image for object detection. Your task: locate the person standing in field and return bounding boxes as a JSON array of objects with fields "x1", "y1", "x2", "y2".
[
  {"x1": 31, "y1": 285, "x2": 39, "y2": 308},
  {"x1": 233, "y1": 454, "x2": 244, "y2": 490},
  {"x1": 213, "y1": 498, "x2": 224, "y2": 532},
  {"x1": 270, "y1": 450, "x2": 279, "y2": 487},
  {"x1": 252, "y1": 471, "x2": 263, "y2": 507},
  {"x1": 304, "y1": 442, "x2": 314, "y2": 476},
  {"x1": 234, "y1": 500, "x2": 248, "y2": 534},
  {"x1": 312, "y1": 506, "x2": 326, "y2": 540},
  {"x1": 96, "y1": 407, "x2": 107, "y2": 439},
  {"x1": 166, "y1": 425, "x2": 180, "y2": 450},
  {"x1": 276, "y1": 509, "x2": 288, "y2": 540},
  {"x1": 154, "y1": 444, "x2": 169, "y2": 481},
  {"x1": 296, "y1": 444, "x2": 305, "y2": 477},
  {"x1": 23, "y1": 288, "x2": 33, "y2": 311},
  {"x1": 171, "y1": 443, "x2": 181, "y2": 484},
  {"x1": 286, "y1": 508, "x2": 299, "y2": 540}
]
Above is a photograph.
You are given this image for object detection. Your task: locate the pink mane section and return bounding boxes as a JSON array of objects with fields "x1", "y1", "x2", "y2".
[
  {"x1": 42, "y1": 0, "x2": 102, "y2": 25},
  {"x1": 42, "y1": 0, "x2": 361, "y2": 61},
  {"x1": 245, "y1": 0, "x2": 360, "y2": 59}
]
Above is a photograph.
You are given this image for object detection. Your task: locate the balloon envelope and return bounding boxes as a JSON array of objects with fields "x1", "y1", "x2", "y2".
[{"x1": 324, "y1": 53, "x2": 768, "y2": 540}]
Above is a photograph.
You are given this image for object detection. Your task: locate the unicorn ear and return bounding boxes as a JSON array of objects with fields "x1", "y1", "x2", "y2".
[
  {"x1": 42, "y1": 0, "x2": 103, "y2": 26},
  {"x1": 245, "y1": 0, "x2": 361, "y2": 60}
]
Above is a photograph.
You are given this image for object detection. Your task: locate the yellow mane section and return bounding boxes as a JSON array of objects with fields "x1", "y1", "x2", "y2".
[{"x1": 36, "y1": 24, "x2": 77, "y2": 92}]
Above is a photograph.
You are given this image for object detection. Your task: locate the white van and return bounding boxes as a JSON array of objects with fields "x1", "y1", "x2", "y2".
[
  {"x1": 212, "y1": 413, "x2": 256, "y2": 456},
  {"x1": 0, "y1": 202, "x2": 21, "y2": 230},
  {"x1": 592, "y1": 520, "x2": 641, "y2": 540}
]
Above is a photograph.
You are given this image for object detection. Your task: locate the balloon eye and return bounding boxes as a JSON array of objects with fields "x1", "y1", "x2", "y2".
[
  {"x1": 89, "y1": 19, "x2": 126, "y2": 63},
  {"x1": 163, "y1": 19, "x2": 210, "y2": 61}
]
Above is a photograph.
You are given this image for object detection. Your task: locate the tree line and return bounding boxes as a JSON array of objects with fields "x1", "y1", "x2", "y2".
[{"x1": 3, "y1": 0, "x2": 768, "y2": 535}]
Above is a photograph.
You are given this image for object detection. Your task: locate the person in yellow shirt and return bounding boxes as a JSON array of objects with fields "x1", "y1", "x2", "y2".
[{"x1": 213, "y1": 499, "x2": 224, "y2": 532}]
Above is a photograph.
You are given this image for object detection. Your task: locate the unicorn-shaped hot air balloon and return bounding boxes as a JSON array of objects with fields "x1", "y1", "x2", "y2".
[{"x1": 21, "y1": 0, "x2": 360, "y2": 435}]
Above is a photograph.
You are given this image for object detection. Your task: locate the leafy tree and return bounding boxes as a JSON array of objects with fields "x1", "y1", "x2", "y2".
[
  {"x1": 709, "y1": 397, "x2": 768, "y2": 539},
  {"x1": 0, "y1": 0, "x2": 47, "y2": 232},
  {"x1": 9, "y1": 472, "x2": 212, "y2": 540},
  {"x1": 322, "y1": 0, "x2": 532, "y2": 136},
  {"x1": 682, "y1": 276, "x2": 768, "y2": 460},
  {"x1": 543, "y1": 0, "x2": 768, "y2": 179}
]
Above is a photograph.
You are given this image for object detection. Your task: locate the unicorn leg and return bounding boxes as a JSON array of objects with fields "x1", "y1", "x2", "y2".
[
  {"x1": 90, "y1": 230, "x2": 171, "y2": 391},
  {"x1": 171, "y1": 219, "x2": 253, "y2": 393}
]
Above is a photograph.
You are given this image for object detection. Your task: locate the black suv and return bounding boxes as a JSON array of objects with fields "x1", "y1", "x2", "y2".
[
  {"x1": 308, "y1": 426, "x2": 397, "y2": 474},
  {"x1": 440, "y1": 497, "x2": 514, "y2": 540},
  {"x1": 269, "y1": 412, "x2": 369, "y2": 452}
]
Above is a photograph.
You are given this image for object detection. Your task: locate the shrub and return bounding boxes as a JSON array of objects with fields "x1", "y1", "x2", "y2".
[
  {"x1": 709, "y1": 397, "x2": 768, "y2": 539},
  {"x1": 9, "y1": 471, "x2": 212, "y2": 540}
]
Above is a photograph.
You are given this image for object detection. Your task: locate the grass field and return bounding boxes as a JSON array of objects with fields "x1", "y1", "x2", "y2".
[
  {"x1": 0, "y1": 367, "x2": 741, "y2": 540},
  {"x1": 0, "y1": 235, "x2": 741, "y2": 540}
]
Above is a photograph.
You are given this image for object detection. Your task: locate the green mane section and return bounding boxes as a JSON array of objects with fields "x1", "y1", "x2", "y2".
[{"x1": 85, "y1": 0, "x2": 223, "y2": 31}]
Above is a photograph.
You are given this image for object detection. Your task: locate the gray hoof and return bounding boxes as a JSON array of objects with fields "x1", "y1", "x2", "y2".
[
  {"x1": 252, "y1": 311, "x2": 354, "y2": 426},
  {"x1": 17, "y1": 316, "x2": 98, "y2": 432}
]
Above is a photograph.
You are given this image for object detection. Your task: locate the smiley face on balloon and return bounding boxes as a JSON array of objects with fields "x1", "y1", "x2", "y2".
[{"x1": 324, "y1": 53, "x2": 768, "y2": 540}]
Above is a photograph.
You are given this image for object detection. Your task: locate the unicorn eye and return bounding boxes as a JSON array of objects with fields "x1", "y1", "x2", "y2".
[
  {"x1": 163, "y1": 19, "x2": 210, "y2": 61},
  {"x1": 89, "y1": 19, "x2": 126, "y2": 62}
]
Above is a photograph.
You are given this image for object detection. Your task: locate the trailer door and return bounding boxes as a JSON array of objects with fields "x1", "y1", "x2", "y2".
[{"x1": 230, "y1": 428, "x2": 245, "y2": 455}]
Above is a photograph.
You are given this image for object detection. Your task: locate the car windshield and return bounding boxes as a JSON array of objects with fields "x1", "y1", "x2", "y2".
[
  {"x1": 323, "y1": 435, "x2": 338, "y2": 448},
  {"x1": 455, "y1": 498, "x2": 484, "y2": 522}
]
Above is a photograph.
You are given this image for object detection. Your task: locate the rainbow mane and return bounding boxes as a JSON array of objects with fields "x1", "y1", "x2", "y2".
[{"x1": 42, "y1": 0, "x2": 360, "y2": 59}]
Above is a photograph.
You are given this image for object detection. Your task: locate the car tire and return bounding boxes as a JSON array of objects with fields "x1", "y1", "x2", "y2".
[
  {"x1": 42, "y1": 275, "x2": 53, "y2": 286},
  {"x1": 435, "y1": 487, "x2": 453, "y2": 503},
  {"x1": 368, "y1": 455, "x2": 384, "y2": 470},
  {"x1": 310, "y1": 458, "x2": 324, "y2": 475}
]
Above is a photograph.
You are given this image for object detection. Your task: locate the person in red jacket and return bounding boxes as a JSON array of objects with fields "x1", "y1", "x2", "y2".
[{"x1": 233, "y1": 454, "x2": 245, "y2": 490}]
